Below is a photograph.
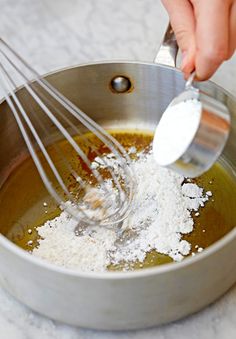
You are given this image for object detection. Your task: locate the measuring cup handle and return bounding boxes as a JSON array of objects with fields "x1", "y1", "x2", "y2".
[{"x1": 154, "y1": 23, "x2": 179, "y2": 67}]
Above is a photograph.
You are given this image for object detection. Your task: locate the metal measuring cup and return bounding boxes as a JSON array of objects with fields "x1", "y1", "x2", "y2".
[{"x1": 154, "y1": 25, "x2": 231, "y2": 178}]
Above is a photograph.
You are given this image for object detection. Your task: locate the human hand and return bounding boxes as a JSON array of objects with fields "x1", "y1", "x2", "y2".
[{"x1": 161, "y1": 0, "x2": 236, "y2": 80}]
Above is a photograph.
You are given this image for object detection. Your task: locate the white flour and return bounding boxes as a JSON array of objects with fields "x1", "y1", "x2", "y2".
[
  {"x1": 32, "y1": 148, "x2": 210, "y2": 272},
  {"x1": 153, "y1": 99, "x2": 202, "y2": 166}
]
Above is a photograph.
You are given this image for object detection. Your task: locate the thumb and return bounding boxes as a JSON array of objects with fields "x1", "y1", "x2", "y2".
[
  {"x1": 181, "y1": 48, "x2": 195, "y2": 80},
  {"x1": 161, "y1": 0, "x2": 196, "y2": 78}
]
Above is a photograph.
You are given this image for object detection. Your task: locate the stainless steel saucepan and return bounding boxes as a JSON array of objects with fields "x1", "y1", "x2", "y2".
[{"x1": 0, "y1": 26, "x2": 235, "y2": 330}]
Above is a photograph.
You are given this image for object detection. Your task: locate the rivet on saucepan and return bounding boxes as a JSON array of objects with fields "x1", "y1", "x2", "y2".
[{"x1": 110, "y1": 76, "x2": 132, "y2": 93}]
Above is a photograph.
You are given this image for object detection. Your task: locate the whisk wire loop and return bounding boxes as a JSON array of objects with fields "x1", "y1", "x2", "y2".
[{"x1": 0, "y1": 38, "x2": 135, "y2": 226}]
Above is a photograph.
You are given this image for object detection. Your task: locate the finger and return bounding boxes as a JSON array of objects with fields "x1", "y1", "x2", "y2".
[
  {"x1": 161, "y1": 0, "x2": 196, "y2": 77},
  {"x1": 192, "y1": 0, "x2": 231, "y2": 80},
  {"x1": 229, "y1": 1, "x2": 236, "y2": 57}
]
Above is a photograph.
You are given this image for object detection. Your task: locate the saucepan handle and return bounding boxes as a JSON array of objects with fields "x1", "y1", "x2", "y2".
[{"x1": 154, "y1": 23, "x2": 179, "y2": 67}]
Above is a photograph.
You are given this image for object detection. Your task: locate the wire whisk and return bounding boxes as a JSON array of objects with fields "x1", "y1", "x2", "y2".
[{"x1": 0, "y1": 38, "x2": 135, "y2": 227}]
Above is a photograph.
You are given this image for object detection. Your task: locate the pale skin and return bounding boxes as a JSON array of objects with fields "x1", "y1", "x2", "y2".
[{"x1": 161, "y1": 0, "x2": 236, "y2": 80}]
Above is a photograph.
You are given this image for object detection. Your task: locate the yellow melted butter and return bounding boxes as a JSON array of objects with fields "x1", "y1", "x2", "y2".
[{"x1": 0, "y1": 130, "x2": 235, "y2": 271}]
